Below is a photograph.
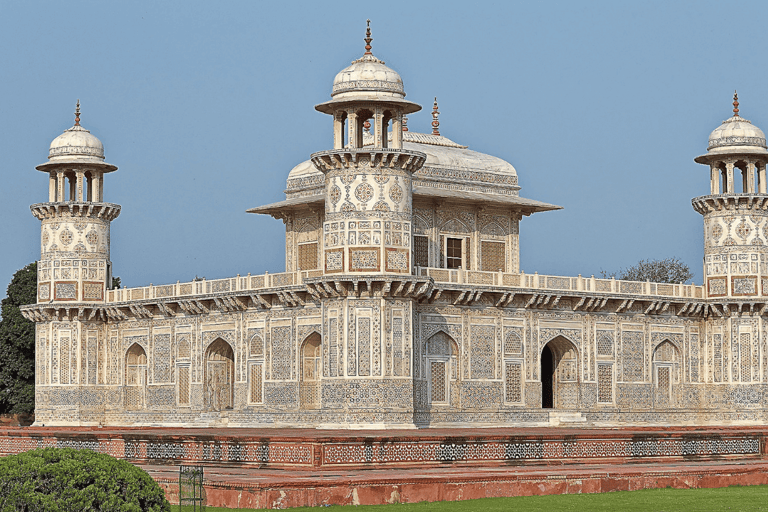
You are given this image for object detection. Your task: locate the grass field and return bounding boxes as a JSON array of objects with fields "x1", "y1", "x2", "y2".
[{"x1": 183, "y1": 485, "x2": 768, "y2": 511}]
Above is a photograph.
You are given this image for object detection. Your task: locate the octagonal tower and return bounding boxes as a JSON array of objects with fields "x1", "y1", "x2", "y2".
[
  {"x1": 693, "y1": 94, "x2": 768, "y2": 299},
  {"x1": 31, "y1": 102, "x2": 120, "y2": 303},
  {"x1": 310, "y1": 22, "x2": 426, "y2": 275}
]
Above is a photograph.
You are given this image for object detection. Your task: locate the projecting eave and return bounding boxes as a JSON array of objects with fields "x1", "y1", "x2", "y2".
[
  {"x1": 247, "y1": 194, "x2": 324, "y2": 219},
  {"x1": 412, "y1": 186, "x2": 562, "y2": 215}
]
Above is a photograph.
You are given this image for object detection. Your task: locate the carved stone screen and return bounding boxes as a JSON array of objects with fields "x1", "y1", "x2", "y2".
[
  {"x1": 414, "y1": 235, "x2": 429, "y2": 267},
  {"x1": 298, "y1": 242, "x2": 318, "y2": 271},
  {"x1": 504, "y1": 361, "x2": 522, "y2": 403},
  {"x1": 430, "y1": 360, "x2": 447, "y2": 404},
  {"x1": 481, "y1": 241, "x2": 505, "y2": 272}
]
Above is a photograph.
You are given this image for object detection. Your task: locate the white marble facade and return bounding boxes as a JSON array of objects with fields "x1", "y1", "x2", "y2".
[{"x1": 21, "y1": 34, "x2": 768, "y2": 428}]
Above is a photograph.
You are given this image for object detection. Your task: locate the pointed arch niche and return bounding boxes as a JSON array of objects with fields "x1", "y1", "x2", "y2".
[
  {"x1": 425, "y1": 331, "x2": 458, "y2": 407},
  {"x1": 300, "y1": 332, "x2": 322, "y2": 409},
  {"x1": 125, "y1": 343, "x2": 147, "y2": 410},
  {"x1": 540, "y1": 336, "x2": 579, "y2": 409},
  {"x1": 205, "y1": 338, "x2": 234, "y2": 411},
  {"x1": 653, "y1": 340, "x2": 680, "y2": 408}
]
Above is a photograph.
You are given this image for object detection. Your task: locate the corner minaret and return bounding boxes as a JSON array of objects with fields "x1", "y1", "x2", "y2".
[
  {"x1": 32, "y1": 101, "x2": 120, "y2": 303},
  {"x1": 693, "y1": 93, "x2": 768, "y2": 299},
  {"x1": 311, "y1": 21, "x2": 426, "y2": 275}
]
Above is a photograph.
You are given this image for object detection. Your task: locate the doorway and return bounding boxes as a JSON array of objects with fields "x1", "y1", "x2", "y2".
[{"x1": 541, "y1": 344, "x2": 554, "y2": 408}]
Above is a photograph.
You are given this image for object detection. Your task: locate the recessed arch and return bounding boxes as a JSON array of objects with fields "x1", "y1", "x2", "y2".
[
  {"x1": 540, "y1": 336, "x2": 579, "y2": 409},
  {"x1": 125, "y1": 343, "x2": 147, "y2": 410},
  {"x1": 300, "y1": 332, "x2": 322, "y2": 409},
  {"x1": 425, "y1": 331, "x2": 458, "y2": 406},
  {"x1": 205, "y1": 338, "x2": 234, "y2": 411}
]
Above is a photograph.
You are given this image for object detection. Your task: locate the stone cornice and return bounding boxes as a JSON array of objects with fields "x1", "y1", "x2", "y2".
[
  {"x1": 30, "y1": 202, "x2": 121, "y2": 221},
  {"x1": 691, "y1": 194, "x2": 768, "y2": 215},
  {"x1": 310, "y1": 149, "x2": 426, "y2": 174},
  {"x1": 21, "y1": 273, "x2": 768, "y2": 323}
]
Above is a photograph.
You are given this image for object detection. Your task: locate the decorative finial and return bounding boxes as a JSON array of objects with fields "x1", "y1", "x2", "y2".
[
  {"x1": 431, "y1": 97, "x2": 440, "y2": 136},
  {"x1": 733, "y1": 90, "x2": 740, "y2": 117},
  {"x1": 402, "y1": 115, "x2": 409, "y2": 132},
  {"x1": 364, "y1": 19, "x2": 373, "y2": 55},
  {"x1": 74, "y1": 99, "x2": 81, "y2": 126},
  {"x1": 363, "y1": 119, "x2": 371, "y2": 134}
]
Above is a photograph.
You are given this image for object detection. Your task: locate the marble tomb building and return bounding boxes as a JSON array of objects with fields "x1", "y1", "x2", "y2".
[{"x1": 21, "y1": 27, "x2": 768, "y2": 428}]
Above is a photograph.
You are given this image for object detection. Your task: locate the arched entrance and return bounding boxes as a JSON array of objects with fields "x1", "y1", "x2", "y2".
[
  {"x1": 205, "y1": 339, "x2": 234, "y2": 411},
  {"x1": 540, "y1": 336, "x2": 578, "y2": 409},
  {"x1": 300, "y1": 333, "x2": 321, "y2": 409},
  {"x1": 125, "y1": 343, "x2": 147, "y2": 410},
  {"x1": 541, "y1": 345, "x2": 554, "y2": 408}
]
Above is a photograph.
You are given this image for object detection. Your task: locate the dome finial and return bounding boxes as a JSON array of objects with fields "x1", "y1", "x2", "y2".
[
  {"x1": 74, "y1": 99, "x2": 81, "y2": 127},
  {"x1": 402, "y1": 115, "x2": 409, "y2": 132},
  {"x1": 364, "y1": 19, "x2": 373, "y2": 55},
  {"x1": 431, "y1": 97, "x2": 440, "y2": 136},
  {"x1": 733, "y1": 90, "x2": 740, "y2": 117}
]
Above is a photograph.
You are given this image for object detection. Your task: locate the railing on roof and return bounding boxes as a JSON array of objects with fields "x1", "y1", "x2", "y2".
[
  {"x1": 106, "y1": 267, "x2": 704, "y2": 303},
  {"x1": 416, "y1": 267, "x2": 704, "y2": 299}
]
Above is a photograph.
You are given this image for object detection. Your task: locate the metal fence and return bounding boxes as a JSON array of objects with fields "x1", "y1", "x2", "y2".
[{"x1": 179, "y1": 465, "x2": 205, "y2": 511}]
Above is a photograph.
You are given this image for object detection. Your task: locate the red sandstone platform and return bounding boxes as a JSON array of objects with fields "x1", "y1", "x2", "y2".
[{"x1": 2, "y1": 426, "x2": 768, "y2": 508}]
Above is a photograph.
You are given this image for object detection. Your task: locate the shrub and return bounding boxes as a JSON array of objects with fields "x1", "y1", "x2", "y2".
[{"x1": 0, "y1": 447, "x2": 170, "y2": 512}]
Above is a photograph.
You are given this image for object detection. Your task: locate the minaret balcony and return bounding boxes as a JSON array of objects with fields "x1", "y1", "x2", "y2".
[
  {"x1": 30, "y1": 202, "x2": 121, "y2": 221},
  {"x1": 310, "y1": 148, "x2": 426, "y2": 174}
]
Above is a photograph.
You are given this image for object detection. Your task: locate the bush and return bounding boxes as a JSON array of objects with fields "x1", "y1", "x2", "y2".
[{"x1": 0, "y1": 448, "x2": 170, "y2": 512}]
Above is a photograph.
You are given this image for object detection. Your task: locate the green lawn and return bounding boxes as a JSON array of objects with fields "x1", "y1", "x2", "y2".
[{"x1": 184, "y1": 485, "x2": 768, "y2": 511}]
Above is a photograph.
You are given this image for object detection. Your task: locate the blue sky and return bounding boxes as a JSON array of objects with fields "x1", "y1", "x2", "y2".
[{"x1": 1, "y1": 0, "x2": 766, "y2": 290}]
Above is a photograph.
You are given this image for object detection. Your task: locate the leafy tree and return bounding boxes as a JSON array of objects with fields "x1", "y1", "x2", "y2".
[
  {"x1": 112, "y1": 276, "x2": 121, "y2": 289},
  {"x1": 0, "y1": 447, "x2": 170, "y2": 511},
  {"x1": 0, "y1": 262, "x2": 36, "y2": 415},
  {"x1": 600, "y1": 257, "x2": 694, "y2": 284}
]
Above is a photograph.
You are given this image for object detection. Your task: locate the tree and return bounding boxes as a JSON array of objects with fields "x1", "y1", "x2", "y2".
[
  {"x1": 600, "y1": 257, "x2": 693, "y2": 284},
  {"x1": 0, "y1": 262, "x2": 36, "y2": 414}
]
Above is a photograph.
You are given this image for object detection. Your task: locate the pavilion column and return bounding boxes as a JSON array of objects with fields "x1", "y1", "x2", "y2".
[
  {"x1": 760, "y1": 163, "x2": 767, "y2": 194},
  {"x1": 347, "y1": 110, "x2": 358, "y2": 149},
  {"x1": 374, "y1": 106, "x2": 383, "y2": 148},
  {"x1": 710, "y1": 164, "x2": 720, "y2": 195},
  {"x1": 92, "y1": 173, "x2": 101, "y2": 202},
  {"x1": 333, "y1": 113, "x2": 344, "y2": 150},
  {"x1": 57, "y1": 171, "x2": 65, "y2": 202},
  {"x1": 726, "y1": 161, "x2": 735, "y2": 193},
  {"x1": 747, "y1": 160, "x2": 756, "y2": 193},
  {"x1": 49, "y1": 172, "x2": 57, "y2": 202},
  {"x1": 391, "y1": 112, "x2": 402, "y2": 149},
  {"x1": 76, "y1": 170, "x2": 85, "y2": 202}
]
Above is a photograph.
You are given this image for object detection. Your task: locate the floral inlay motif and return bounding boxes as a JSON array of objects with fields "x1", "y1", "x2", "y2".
[
  {"x1": 736, "y1": 221, "x2": 751, "y2": 240},
  {"x1": 389, "y1": 184, "x2": 404, "y2": 203},
  {"x1": 330, "y1": 185, "x2": 341, "y2": 205},
  {"x1": 355, "y1": 183, "x2": 374, "y2": 203},
  {"x1": 86, "y1": 230, "x2": 98, "y2": 246},
  {"x1": 59, "y1": 229, "x2": 73, "y2": 246}
]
